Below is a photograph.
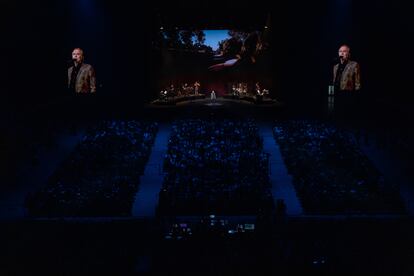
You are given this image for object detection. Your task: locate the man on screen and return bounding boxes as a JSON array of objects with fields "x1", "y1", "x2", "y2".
[
  {"x1": 332, "y1": 45, "x2": 361, "y2": 118},
  {"x1": 333, "y1": 45, "x2": 361, "y2": 93},
  {"x1": 68, "y1": 48, "x2": 96, "y2": 94}
]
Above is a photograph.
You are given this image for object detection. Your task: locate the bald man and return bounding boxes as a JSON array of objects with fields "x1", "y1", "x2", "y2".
[
  {"x1": 333, "y1": 45, "x2": 361, "y2": 92},
  {"x1": 68, "y1": 48, "x2": 96, "y2": 93}
]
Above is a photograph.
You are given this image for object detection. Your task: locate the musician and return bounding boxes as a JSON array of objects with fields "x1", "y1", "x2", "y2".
[
  {"x1": 194, "y1": 81, "x2": 201, "y2": 95},
  {"x1": 231, "y1": 84, "x2": 238, "y2": 96},
  {"x1": 169, "y1": 83, "x2": 175, "y2": 96},
  {"x1": 182, "y1": 83, "x2": 189, "y2": 95},
  {"x1": 255, "y1": 82, "x2": 264, "y2": 104},
  {"x1": 238, "y1": 83, "x2": 244, "y2": 95},
  {"x1": 255, "y1": 82, "x2": 261, "y2": 95}
]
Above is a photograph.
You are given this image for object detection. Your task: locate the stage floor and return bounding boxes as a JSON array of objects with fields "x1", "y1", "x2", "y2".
[{"x1": 149, "y1": 96, "x2": 282, "y2": 108}]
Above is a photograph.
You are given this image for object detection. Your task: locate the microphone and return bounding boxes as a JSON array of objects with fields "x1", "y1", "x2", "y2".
[
  {"x1": 332, "y1": 57, "x2": 341, "y2": 64},
  {"x1": 67, "y1": 58, "x2": 78, "y2": 67}
]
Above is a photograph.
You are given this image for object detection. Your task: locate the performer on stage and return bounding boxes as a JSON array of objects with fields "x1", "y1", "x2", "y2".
[
  {"x1": 210, "y1": 90, "x2": 217, "y2": 103},
  {"x1": 194, "y1": 81, "x2": 201, "y2": 95},
  {"x1": 167, "y1": 83, "x2": 176, "y2": 97},
  {"x1": 182, "y1": 83, "x2": 189, "y2": 96},
  {"x1": 255, "y1": 82, "x2": 262, "y2": 95},
  {"x1": 231, "y1": 84, "x2": 238, "y2": 96}
]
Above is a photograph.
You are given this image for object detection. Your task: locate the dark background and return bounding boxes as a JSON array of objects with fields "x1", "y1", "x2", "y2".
[{"x1": 2, "y1": 0, "x2": 413, "y2": 114}]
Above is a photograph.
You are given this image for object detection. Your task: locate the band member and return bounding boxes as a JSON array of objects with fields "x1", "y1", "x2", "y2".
[
  {"x1": 231, "y1": 84, "x2": 238, "y2": 96},
  {"x1": 182, "y1": 83, "x2": 189, "y2": 95},
  {"x1": 255, "y1": 82, "x2": 261, "y2": 95},
  {"x1": 194, "y1": 81, "x2": 201, "y2": 95},
  {"x1": 238, "y1": 83, "x2": 244, "y2": 95}
]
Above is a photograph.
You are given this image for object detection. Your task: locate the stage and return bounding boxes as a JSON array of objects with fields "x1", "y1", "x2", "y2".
[{"x1": 149, "y1": 94, "x2": 280, "y2": 107}]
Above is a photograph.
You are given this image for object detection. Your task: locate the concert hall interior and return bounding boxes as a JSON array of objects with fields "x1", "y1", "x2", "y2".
[{"x1": 2, "y1": 0, "x2": 414, "y2": 274}]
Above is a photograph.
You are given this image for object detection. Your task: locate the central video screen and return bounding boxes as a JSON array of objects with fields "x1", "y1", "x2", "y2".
[{"x1": 154, "y1": 29, "x2": 272, "y2": 97}]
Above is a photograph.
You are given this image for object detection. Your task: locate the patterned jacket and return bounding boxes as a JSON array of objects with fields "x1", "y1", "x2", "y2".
[
  {"x1": 68, "y1": 63, "x2": 96, "y2": 93},
  {"x1": 333, "y1": 60, "x2": 361, "y2": 91}
]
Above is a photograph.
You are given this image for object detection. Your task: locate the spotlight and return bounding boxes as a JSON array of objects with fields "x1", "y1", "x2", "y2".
[{"x1": 160, "y1": 26, "x2": 164, "y2": 30}]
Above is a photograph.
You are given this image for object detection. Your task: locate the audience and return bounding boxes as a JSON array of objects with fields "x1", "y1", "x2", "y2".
[
  {"x1": 26, "y1": 120, "x2": 158, "y2": 217},
  {"x1": 273, "y1": 120, "x2": 405, "y2": 214},
  {"x1": 159, "y1": 119, "x2": 273, "y2": 215}
]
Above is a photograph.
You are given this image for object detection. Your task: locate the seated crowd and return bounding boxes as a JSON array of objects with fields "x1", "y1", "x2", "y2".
[
  {"x1": 273, "y1": 120, "x2": 405, "y2": 214},
  {"x1": 159, "y1": 119, "x2": 273, "y2": 215},
  {"x1": 26, "y1": 120, "x2": 158, "y2": 217}
]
